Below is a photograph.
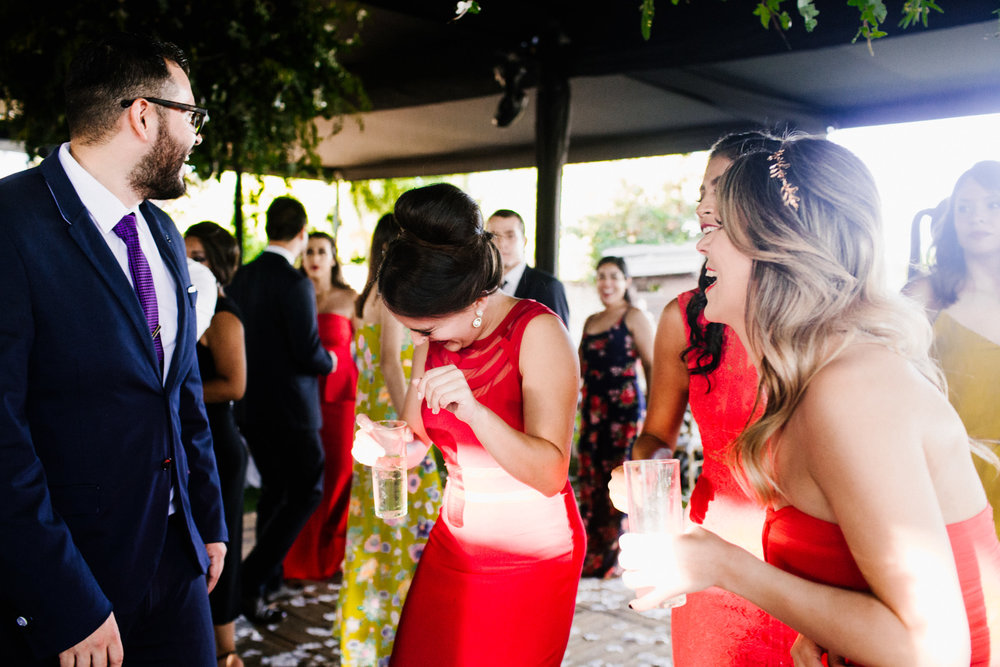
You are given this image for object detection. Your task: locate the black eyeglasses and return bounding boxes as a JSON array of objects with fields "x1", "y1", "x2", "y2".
[{"x1": 120, "y1": 97, "x2": 209, "y2": 134}]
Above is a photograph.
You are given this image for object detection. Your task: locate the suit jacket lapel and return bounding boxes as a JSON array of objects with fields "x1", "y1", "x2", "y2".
[
  {"x1": 142, "y1": 202, "x2": 188, "y2": 390},
  {"x1": 41, "y1": 155, "x2": 163, "y2": 381}
]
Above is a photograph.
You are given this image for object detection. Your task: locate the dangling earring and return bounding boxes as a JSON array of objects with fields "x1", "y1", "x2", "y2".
[{"x1": 472, "y1": 309, "x2": 483, "y2": 328}]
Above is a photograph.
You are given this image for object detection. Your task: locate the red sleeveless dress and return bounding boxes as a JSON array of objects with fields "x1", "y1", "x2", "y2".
[
  {"x1": 284, "y1": 313, "x2": 358, "y2": 579},
  {"x1": 764, "y1": 505, "x2": 1000, "y2": 665},
  {"x1": 672, "y1": 289, "x2": 798, "y2": 665},
  {"x1": 389, "y1": 300, "x2": 586, "y2": 667}
]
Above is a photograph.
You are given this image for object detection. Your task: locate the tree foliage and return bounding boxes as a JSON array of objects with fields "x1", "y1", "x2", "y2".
[
  {"x1": 570, "y1": 182, "x2": 696, "y2": 264},
  {"x1": 642, "y1": 0, "x2": 955, "y2": 50},
  {"x1": 0, "y1": 1, "x2": 368, "y2": 181}
]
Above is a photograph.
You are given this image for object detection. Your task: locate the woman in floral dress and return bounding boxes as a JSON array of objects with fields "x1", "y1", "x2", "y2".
[
  {"x1": 335, "y1": 214, "x2": 443, "y2": 666},
  {"x1": 576, "y1": 256, "x2": 654, "y2": 577}
]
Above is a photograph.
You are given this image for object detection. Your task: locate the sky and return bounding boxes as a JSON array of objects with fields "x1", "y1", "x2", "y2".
[{"x1": 2, "y1": 111, "x2": 999, "y2": 291}]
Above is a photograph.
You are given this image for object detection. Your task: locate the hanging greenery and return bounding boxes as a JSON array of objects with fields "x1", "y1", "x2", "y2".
[{"x1": 639, "y1": 0, "x2": 955, "y2": 50}]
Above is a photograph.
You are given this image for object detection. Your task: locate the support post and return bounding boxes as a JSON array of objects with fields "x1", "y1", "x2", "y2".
[{"x1": 534, "y1": 36, "x2": 570, "y2": 276}]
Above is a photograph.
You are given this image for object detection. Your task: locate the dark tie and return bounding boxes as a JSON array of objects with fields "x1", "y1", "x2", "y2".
[{"x1": 113, "y1": 213, "x2": 164, "y2": 367}]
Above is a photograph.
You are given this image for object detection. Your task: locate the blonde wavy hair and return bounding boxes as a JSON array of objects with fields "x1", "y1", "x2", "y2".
[{"x1": 716, "y1": 137, "x2": 948, "y2": 504}]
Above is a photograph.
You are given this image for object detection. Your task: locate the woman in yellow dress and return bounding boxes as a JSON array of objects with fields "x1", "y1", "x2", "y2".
[
  {"x1": 335, "y1": 214, "x2": 444, "y2": 666},
  {"x1": 904, "y1": 160, "x2": 1000, "y2": 539}
]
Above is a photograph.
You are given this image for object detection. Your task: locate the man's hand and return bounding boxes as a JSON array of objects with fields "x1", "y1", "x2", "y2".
[
  {"x1": 205, "y1": 542, "x2": 227, "y2": 594},
  {"x1": 59, "y1": 612, "x2": 123, "y2": 667},
  {"x1": 328, "y1": 350, "x2": 338, "y2": 373}
]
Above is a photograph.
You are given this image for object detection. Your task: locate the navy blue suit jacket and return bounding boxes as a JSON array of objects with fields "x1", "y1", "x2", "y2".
[
  {"x1": 0, "y1": 153, "x2": 226, "y2": 659},
  {"x1": 228, "y1": 251, "x2": 333, "y2": 431},
  {"x1": 514, "y1": 265, "x2": 570, "y2": 327}
]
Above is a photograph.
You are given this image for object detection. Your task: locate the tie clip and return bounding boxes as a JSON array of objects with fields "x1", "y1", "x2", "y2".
[{"x1": 152, "y1": 324, "x2": 161, "y2": 338}]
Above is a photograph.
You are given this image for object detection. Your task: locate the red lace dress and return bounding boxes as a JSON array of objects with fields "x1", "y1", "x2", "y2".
[
  {"x1": 764, "y1": 505, "x2": 1000, "y2": 665},
  {"x1": 284, "y1": 313, "x2": 358, "y2": 579},
  {"x1": 671, "y1": 289, "x2": 798, "y2": 665},
  {"x1": 389, "y1": 300, "x2": 586, "y2": 667}
]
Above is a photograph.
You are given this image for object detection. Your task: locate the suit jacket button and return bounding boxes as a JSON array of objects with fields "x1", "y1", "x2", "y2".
[
  {"x1": 161, "y1": 458, "x2": 173, "y2": 470},
  {"x1": 15, "y1": 616, "x2": 29, "y2": 627}
]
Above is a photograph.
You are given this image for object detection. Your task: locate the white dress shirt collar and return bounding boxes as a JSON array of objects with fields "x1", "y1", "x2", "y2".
[
  {"x1": 264, "y1": 244, "x2": 299, "y2": 266},
  {"x1": 501, "y1": 261, "x2": 527, "y2": 296},
  {"x1": 58, "y1": 143, "x2": 134, "y2": 233}
]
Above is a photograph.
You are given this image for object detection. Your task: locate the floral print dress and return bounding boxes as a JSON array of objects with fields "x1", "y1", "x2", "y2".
[
  {"x1": 334, "y1": 324, "x2": 443, "y2": 666},
  {"x1": 576, "y1": 310, "x2": 645, "y2": 577}
]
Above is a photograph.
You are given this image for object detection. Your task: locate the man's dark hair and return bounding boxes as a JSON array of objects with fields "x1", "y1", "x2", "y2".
[
  {"x1": 488, "y1": 209, "x2": 525, "y2": 236},
  {"x1": 265, "y1": 196, "x2": 308, "y2": 242},
  {"x1": 65, "y1": 32, "x2": 189, "y2": 144}
]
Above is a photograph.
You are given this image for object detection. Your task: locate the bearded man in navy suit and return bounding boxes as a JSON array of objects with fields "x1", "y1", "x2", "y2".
[
  {"x1": 0, "y1": 34, "x2": 226, "y2": 666},
  {"x1": 486, "y1": 208, "x2": 570, "y2": 326}
]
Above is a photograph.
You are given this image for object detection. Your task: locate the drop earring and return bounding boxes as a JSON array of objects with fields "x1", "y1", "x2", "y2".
[{"x1": 472, "y1": 309, "x2": 483, "y2": 328}]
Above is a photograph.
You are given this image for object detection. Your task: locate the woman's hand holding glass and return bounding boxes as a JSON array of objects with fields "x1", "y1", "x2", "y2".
[
  {"x1": 353, "y1": 414, "x2": 430, "y2": 470},
  {"x1": 618, "y1": 525, "x2": 727, "y2": 611}
]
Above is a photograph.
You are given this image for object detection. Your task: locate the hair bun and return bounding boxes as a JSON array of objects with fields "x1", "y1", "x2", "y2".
[{"x1": 394, "y1": 183, "x2": 485, "y2": 247}]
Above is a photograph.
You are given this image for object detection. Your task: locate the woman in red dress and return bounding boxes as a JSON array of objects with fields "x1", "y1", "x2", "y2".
[
  {"x1": 283, "y1": 232, "x2": 358, "y2": 580},
  {"x1": 352, "y1": 183, "x2": 585, "y2": 666},
  {"x1": 617, "y1": 138, "x2": 1000, "y2": 665},
  {"x1": 631, "y1": 131, "x2": 798, "y2": 664}
]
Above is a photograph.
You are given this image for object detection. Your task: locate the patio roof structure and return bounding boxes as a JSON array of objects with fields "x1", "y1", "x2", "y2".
[{"x1": 319, "y1": 1, "x2": 1000, "y2": 271}]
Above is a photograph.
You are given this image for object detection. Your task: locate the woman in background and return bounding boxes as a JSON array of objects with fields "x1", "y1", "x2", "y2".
[
  {"x1": 576, "y1": 255, "x2": 653, "y2": 577},
  {"x1": 904, "y1": 160, "x2": 1000, "y2": 540},
  {"x1": 353, "y1": 184, "x2": 584, "y2": 666},
  {"x1": 184, "y1": 221, "x2": 248, "y2": 667},
  {"x1": 283, "y1": 231, "x2": 358, "y2": 580},
  {"x1": 629, "y1": 131, "x2": 798, "y2": 664},
  {"x1": 335, "y1": 214, "x2": 443, "y2": 666}
]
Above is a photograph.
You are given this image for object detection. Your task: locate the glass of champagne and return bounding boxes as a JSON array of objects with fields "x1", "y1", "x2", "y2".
[
  {"x1": 624, "y1": 458, "x2": 686, "y2": 608},
  {"x1": 370, "y1": 419, "x2": 408, "y2": 519}
]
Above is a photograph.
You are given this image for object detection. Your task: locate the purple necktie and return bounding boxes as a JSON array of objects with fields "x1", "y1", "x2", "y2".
[{"x1": 113, "y1": 213, "x2": 164, "y2": 367}]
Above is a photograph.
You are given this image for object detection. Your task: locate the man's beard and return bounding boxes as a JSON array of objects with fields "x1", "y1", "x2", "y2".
[{"x1": 129, "y1": 122, "x2": 189, "y2": 201}]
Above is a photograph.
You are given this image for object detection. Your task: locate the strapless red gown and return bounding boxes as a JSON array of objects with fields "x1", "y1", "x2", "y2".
[
  {"x1": 764, "y1": 504, "x2": 1000, "y2": 665},
  {"x1": 672, "y1": 289, "x2": 798, "y2": 665},
  {"x1": 283, "y1": 313, "x2": 358, "y2": 580},
  {"x1": 389, "y1": 300, "x2": 586, "y2": 667}
]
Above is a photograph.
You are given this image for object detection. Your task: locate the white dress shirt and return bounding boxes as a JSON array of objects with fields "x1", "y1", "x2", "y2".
[
  {"x1": 501, "y1": 261, "x2": 527, "y2": 296},
  {"x1": 58, "y1": 143, "x2": 178, "y2": 380},
  {"x1": 264, "y1": 244, "x2": 298, "y2": 266}
]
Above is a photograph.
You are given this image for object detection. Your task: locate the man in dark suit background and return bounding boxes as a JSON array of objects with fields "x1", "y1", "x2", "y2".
[
  {"x1": 0, "y1": 34, "x2": 226, "y2": 666},
  {"x1": 486, "y1": 208, "x2": 570, "y2": 326},
  {"x1": 228, "y1": 196, "x2": 335, "y2": 623}
]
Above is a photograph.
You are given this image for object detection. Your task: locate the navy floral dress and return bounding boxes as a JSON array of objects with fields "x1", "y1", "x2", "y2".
[{"x1": 576, "y1": 310, "x2": 645, "y2": 577}]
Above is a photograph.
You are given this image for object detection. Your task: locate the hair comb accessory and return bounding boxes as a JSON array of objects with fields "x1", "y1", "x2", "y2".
[{"x1": 768, "y1": 149, "x2": 800, "y2": 211}]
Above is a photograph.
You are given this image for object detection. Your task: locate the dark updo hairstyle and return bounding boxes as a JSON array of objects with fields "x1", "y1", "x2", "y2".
[
  {"x1": 596, "y1": 256, "x2": 633, "y2": 304},
  {"x1": 379, "y1": 183, "x2": 503, "y2": 318},
  {"x1": 355, "y1": 213, "x2": 402, "y2": 319},
  {"x1": 184, "y1": 221, "x2": 240, "y2": 286},
  {"x1": 684, "y1": 130, "x2": 782, "y2": 379}
]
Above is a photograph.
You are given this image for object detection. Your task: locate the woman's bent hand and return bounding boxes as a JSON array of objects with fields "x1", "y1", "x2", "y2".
[{"x1": 412, "y1": 365, "x2": 483, "y2": 424}]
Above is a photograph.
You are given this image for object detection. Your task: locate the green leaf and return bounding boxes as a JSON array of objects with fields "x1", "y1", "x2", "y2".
[
  {"x1": 798, "y1": 0, "x2": 820, "y2": 32},
  {"x1": 641, "y1": 0, "x2": 655, "y2": 41}
]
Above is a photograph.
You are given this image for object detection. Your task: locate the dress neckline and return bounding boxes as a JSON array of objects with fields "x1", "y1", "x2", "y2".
[
  {"x1": 768, "y1": 503, "x2": 992, "y2": 530},
  {"x1": 464, "y1": 299, "x2": 526, "y2": 351}
]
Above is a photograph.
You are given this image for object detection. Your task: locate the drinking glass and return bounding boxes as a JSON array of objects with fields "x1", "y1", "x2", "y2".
[
  {"x1": 370, "y1": 419, "x2": 408, "y2": 519},
  {"x1": 624, "y1": 458, "x2": 686, "y2": 607}
]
